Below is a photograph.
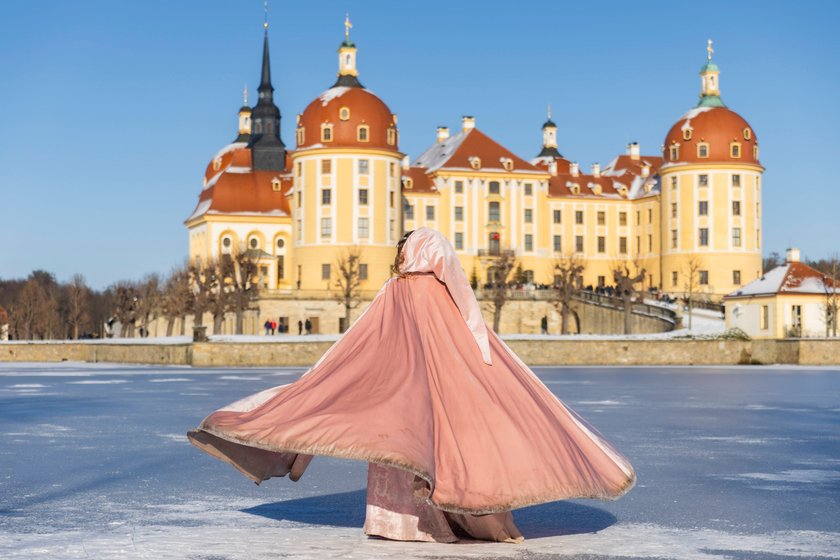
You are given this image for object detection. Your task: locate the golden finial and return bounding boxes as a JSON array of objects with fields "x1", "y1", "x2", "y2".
[
  {"x1": 344, "y1": 13, "x2": 352, "y2": 39},
  {"x1": 243, "y1": 84, "x2": 248, "y2": 105},
  {"x1": 707, "y1": 38, "x2": 714, "y2": 62},
  {"x1": 263, "y1": 0, "x2": 269, "y2": 30},
  {"x1": 547, "y1": 103, "x2": 552, "y2": 120}
]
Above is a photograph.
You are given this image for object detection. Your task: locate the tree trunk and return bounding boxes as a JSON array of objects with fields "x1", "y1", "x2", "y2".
[
  {"x1": 166, "y1": 316, "x2": 175, "y2": 337},
  {"x1": 213, "y1": 311, "x2": 224, "y2": 335},
  {"x1": 493, "y1": 304, "x2": 502, "y2": 333},
  {"x1": 624, "y1": 298, "x2": 632, "y2": 335},
  {"x1": 344, "y1": 297, "x2": 351, "y2": 333},
  {"x1": 561, "y1": 303, "x2": 570, "y2": 335},
  {"x1": 235, "y1": 306, "x2": 244, "y2": 335},
  {"x1": 179, "y1": 314, "x2": 187, "y2": 336}
]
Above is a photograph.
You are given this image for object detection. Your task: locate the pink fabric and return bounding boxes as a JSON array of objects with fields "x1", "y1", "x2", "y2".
[
  {"x1": 400, "y1": 227, "x2": 492, "y2": 364},
  {"x1": 189, "y1": 282, "x2": 634, "y2": 505}
]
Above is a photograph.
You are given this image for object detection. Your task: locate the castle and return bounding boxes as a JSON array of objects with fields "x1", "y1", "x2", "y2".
[{"x1": 186, "y1": 20, "x2": 763, "y2": 334}]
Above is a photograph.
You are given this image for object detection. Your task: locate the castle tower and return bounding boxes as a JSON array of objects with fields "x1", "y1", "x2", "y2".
[
  {"x1": 660, "y1": 41, "x2": 763, "y2": 300},
  {"x1": 290, "y1": 16, "x2": 402, "y2": 296},
  {"x1": 247, "y1": 24, "x2": 286, "y2": 171}
]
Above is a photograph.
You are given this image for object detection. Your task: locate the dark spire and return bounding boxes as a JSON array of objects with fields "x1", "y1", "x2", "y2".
[{"x1": 248, "y1": 29, "x2": 286, "y2": 171}]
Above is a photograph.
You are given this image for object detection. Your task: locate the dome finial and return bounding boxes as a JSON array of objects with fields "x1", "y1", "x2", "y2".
[
  {"x1": 243, "y1": 84, "x2": 249, "y2": 106},
  {"x1": 547, "y1": 103, "x2": 552, "y2": 120},
  {"x1": 707, "y1": 38, "x2": 714, "y2": 62},
  {"x1": 344, "y1": 13, "x2": 352, "y2": 40},
  {"x1": 263, "y1": 0, "x2": 269, "y2": 31}
]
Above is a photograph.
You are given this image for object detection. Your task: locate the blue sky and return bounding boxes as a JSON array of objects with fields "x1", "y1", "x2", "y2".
[{"x1": 1, "y1": 1, "x2": 838, "y2": 289}]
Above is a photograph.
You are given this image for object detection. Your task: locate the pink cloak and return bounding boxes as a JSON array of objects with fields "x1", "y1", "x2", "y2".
[{"x1": 188, "y1": 228, "x2": 635, "y2": 543}]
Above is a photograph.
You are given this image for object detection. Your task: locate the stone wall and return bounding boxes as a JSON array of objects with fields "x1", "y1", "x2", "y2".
[{"x1": 2, "y1": 339, "x2": 839, "y2": 367}]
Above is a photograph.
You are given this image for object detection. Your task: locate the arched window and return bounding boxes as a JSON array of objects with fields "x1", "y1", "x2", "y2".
[
  {"x1": 697, "y1": 143, "x2": 709, "y2": 158},
  {"x1": 321, "y1": 123, "x2": 334, "y2": 142},
  {"x1": 488, "y1": 232, "x2": 501, "y2": 257},
  {"x1": 669, "y1": 144, "x2": 679, "y2": 161},
  {"x1": 357, "y1": 125, "x2": 369, "y2": 142},
  {"x1": 387, "y1": 127, "x2": 396, "y2": 146},
  {"x1": 296, "y1": 126, "x2": 305, "y2": 145},
  {"x1": 221, "y1": 236, "x2": 233, "y2": 254}
]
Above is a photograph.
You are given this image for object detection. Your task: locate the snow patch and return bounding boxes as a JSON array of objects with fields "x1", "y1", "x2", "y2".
[{"x1": 319, "y1": 86, "x2": 350, "y2": 106}]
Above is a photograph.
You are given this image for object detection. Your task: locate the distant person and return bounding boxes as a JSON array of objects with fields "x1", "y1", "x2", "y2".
[
  {"x1": 270, "y1": 320, "x2": 276, "y2": 336},
  {"x1": 304, "y1": 318, "x2": 312, "y2": 335},
  {"x1": 541, "y1": 315, "x2": 548, "y2": 335},
  {"x1": 297, "y1": 320, "x2": 303, "y2": 336},
  {"x1": 264, "y1": 320, "x2": 271, "y2": 336}
]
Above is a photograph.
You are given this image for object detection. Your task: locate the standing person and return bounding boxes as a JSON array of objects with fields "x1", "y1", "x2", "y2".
[
  {"x1": 297, "y1": 319, "x2": 303, "y2": 336},
  {"x1": 304, "y1": 318, "x2": 311, "y2": 335},
  {"x1": 270, "y1": 320, "x2": 276, "y2": 336},
  {"x1": 540, "y1": 315, "x2": 548, "y2": 335},
  {"x1": 264, "y1": 320, "x2": 271, "y2": 336},
  {"x1": 189, "y1": 228, "x2": 635, "y2": 543}
]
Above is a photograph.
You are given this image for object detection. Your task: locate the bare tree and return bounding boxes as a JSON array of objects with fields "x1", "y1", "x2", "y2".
[
  {"x1": 484, "y1": 252, "x2": 518, "y2": 333},
  {"x1": 66, "y1": 274, "x2": 90, "y2": 339},
  {"x1": 682, "y1": 255, "x2": 705, "y2": 331},
  {"x1": 189, "y1": 257, "x2": 228, "y2": 335},
  {"x1": 763, "y1": 251, "x2": 783, "y2": 274},
  {"x1": 613, "y1": 263, "x2": 647, "y2": 335},
  {"x1": 822, "y1": 254, "x2": 839, "y2": 338},
  {"x1": 227, "y1": 246, "x2": 261, "y2": 335},
  {"x1": 112, "y1": 282, "x2": 140, "y2": 338},
  {"x1": 162, "y1": 265, "x2": 192, "y2": 336},
  {"x1": 333, "y1": 246, "x2": 364, "y2": 333},
  {"x1": 135, "y1": 274, "x2": 162, "y2": 337},
  {"x1": 551, "y1": 253, "x2": 586, "y2": 335}
]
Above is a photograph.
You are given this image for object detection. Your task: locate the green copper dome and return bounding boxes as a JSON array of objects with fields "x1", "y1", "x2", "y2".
[
  {"x1": 700, "y1": 62, "x2": 719, "y2": 74},
  {"x1": 697, "y1": 94, "x2": 726, "y2": 108}
]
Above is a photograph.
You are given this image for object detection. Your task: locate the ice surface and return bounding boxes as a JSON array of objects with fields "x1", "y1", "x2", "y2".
[{"x1": 1, "y1": 363, "x2": 839, "y2": 559}]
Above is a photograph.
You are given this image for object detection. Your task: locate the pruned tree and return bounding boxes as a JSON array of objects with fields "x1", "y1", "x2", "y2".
[
  {"x1": 821, "y1": 254, "x2": 839, "y2": 338},
  {"x1": 227, "y1": 245, "x2": 261, "y2": 335},
  {"x1": 333, "y1": 246, "x2": 364, "y2": 333},
  {"x1": 11, "y1": 277, "x2": 58, "y2": 340},
  {"x1": 682, "y1": 255, "x2": 705, "y2": 331},
  {"x1": 162, "y1": 265, "x2": 192, "y2": 336},
  {"x1": 189, "y1": 257, "x2": 228, "y2": 335},
  {"x1": 66, "y1": 274, "x2": 90, "y2": 340},
  {"x1": 112, "y1": 281, "x2": 140, "y2": 338},
  {"x1": 135, "y1": 274, "x2": 162, "y2": 337},
  {"x1": 613, "y1": 263, "x2": 647, "y2": 335},
  {"x1": 551, "y1": 253, "x2": 586, "y2": 334},
  {"x1": 484, "y1": 251, "x2": 518, "y2": 333}
]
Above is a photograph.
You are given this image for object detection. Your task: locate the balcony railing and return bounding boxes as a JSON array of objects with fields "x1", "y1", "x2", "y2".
[{"x1": 477, "y1": 249, "x2": 516, "y2": 258}]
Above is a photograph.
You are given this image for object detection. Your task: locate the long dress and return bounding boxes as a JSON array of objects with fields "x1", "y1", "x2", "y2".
[{"x1": 188, "y1": 228, "x2": 635, "y2": 543}]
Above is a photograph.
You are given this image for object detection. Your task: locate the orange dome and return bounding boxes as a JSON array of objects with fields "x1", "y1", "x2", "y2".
[
  {"x1": 297, "y1": 86, "x2": 398, "y2": 151},
  {"x1": 663, "y1": 106, "x2": 759, "y2": 165}
]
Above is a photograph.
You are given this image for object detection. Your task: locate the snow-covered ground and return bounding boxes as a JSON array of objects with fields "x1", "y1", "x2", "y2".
[{"x1": 2, "y1": 362, "x2": 838, "y2": 559}]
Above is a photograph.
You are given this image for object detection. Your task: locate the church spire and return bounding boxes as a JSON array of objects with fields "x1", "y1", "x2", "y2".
[
  {"x1": 697, "y1": 39, "x2": 726, "y2": 108},
  {"x1": 333, "y1": 13, "x2": 364, "y2": 88},
  {"x1": 248, "y1": 6, "x2": 286, "y2": 170},
  {"x1": 537, "y1": 106, "x2": 562, "y2": 159}
]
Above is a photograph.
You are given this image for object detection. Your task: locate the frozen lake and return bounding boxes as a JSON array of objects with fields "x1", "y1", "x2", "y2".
[{"x1": 1, "y1": 362, "x2": 838, "y2": 559}]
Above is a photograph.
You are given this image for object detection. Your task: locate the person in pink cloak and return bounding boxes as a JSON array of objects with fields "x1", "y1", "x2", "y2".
[{"x1": 188, "y1": 227, "x2": 635, "y2": 543}]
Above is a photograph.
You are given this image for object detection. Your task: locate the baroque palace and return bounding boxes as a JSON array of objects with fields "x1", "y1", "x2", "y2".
[{"x1": 186, "y1": 20, "x2": 763, "y2": 334}]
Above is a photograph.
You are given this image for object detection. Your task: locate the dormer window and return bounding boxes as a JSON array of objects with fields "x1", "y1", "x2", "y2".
[
  {"x1": 743, "y1": 127, "x2": 752, "y2": 140},
  {"x1": 357, "y1": 125, "x2": 369, "y2": 142},
  {"x1": 588, "y1": 182, "x2": 602, "y2": 195},
  {"x1": 567, "y1": 182, "x2": 580, "y2": 195},
  {"x1": 271, "y1": 178, "x2": 281, "y2": 192},
  {"x1": 296, "y1": 126, "x2": 305, "y2": 145},
  {"x1": 321, "y1": 123, "x2": 334, "y2": 142},
  {"x1": 617, "y1": 185, "x2": 628, "y2": 197},
  {"x1": 753, "y1": 145, "x2": 759, "y2": 159},
  {"x1": 697, "y1": 143, "x2": 709, "y2": 158},
  {"x1": 730, "y1": 142, "x2": 741, "y2": 158},
  {"x1": 669, "y1": 144, "x2": 680, "y2": 161},
  {"x1": 500, "y1": 157, "x2": 514, "y2": 171},
  {"x1": 682, "y1": 127, "x2": 693, "y2": 141},
  {"x1": 213, "y1": 156, "x2": 222, "y2": 171},
  {"x1": 469, "y1": 156, "x2": 481, "y2": 170},
  {"x1": 339, "y1": 107, "x2": 350, "y2": 121},
  {"x1": 387, "y1": 127, "x2": 396, "y2": 146},
  {"x1": 404, "y1": 177, "x2": 413, "y2": 190}
]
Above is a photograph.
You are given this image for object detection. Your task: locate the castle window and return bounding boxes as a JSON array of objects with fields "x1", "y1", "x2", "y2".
[
  {"x1": 575, "y1": 210, "x2": 584, "y2": 225},
  {"x1": 730, "y1": 142, "x2": 741, "y2": 158},
  {"x1": 619, "y1": 236, "x2": 627, "y2": 254},
  {"x1": 619, "y1": 211, "x2": 627, "y2": 226},
  {"x1": 743, "y1": 128, "x2": 752, "y2": 140},
  {"x1": 732, "y1": 227, "x2": 742, "y2": 247},
  {"x1": 488, "y1": 201, "x2": 500, "y2": 222},
  {"x1": 682, "y1": 127, "x2": 693, "y2": 141},
  {"x1": 732, "y1": 270, "x2": 741, "y2": 286},
  {"x1": 321, "y1": 189, "x2": 331, "y2": 205},
  {"x1": 524, "y1": 208, "x2": 533, "y2": 223},
  {"x1": 699, "y1": 227, "x2": 709, "y2": 246},
  {"x1": 753, "y1": 145, "x2": 759, "y2": 159},
  {"x1": 357, "y1": 125, "x2": 369, "y2": 142},
  {"x1": 358, "y1": 217, "x2": 369, "y2": 238},
  {"x1": 488, "y1": 181, "x2": 500, "y2": 195},
  {"x1": 697, "y1": 143, "x2": 709, "y2": 158},
  {"x1": 359, "y1": 264, "x2": 368, "y2": 281},
  {"x1": 732, "y1": 200, "x2": 741, "y2": 215},
  {"x1": 699, "y1": 200, "x2": 708, "y2": 216},
  {"x1": 501, "y1": 158, "x2": 514, "y2": 171},
  {"x1": 669, "y1": 144, "x2": 679, "y2": 161},
  {"x1": 321, "y1": 159, "x2": 331, "y2": 174},
  {"x1": 426, "y1": 205, "x2": 436, "y2": 221},
  {"x1": 213, "y1": 157, "x2": 222, "y2": 171},
  {"x1": 322, "y1": 264, "x2": 331, "y2": 280},
  {"x1": 699, "y1": 174, "x2": 709, "y2": 187},
  {"x1": 358, "y1": 159, "x2": 369, "y2": 174},
  {"x1": 575, "y1": 235, "x2": 584, "y2": 252},
  {"x1": 553, "y1": 235, "x2": 562, "y2": 252},
  {"x1": 249, "y1": 237, "x2": 259, "y2": 250},
  {"x1": 339, "y1": 107, "x2": 350, "y2": 121},
  {"x1": 454, "y1": 180, "x2": 464, "y2": 194},
  {"x1": 648, "y1": 208, "x2": 652, "y2": 222},
  {"x1": 672, "y1": 270, "x2": 678, "y2": 286},
  {"x1": 671, "y1": 203, "x2": 677, "y2": 218},
  {"x1": 524, "y1": 234, "x2": 533, "y2": 252},
  {"x1": 699, "y1": 270, "x2": 709, "y2": 285},
  {"x1": 469, "y1": 157, "x2": 481, "y2": 169},
  {"x1": 455, "y1": 206, "x2": 463, "y2": 221},
  {"x1": 276, "y1": 238, "x2": 285, "y2": 249},
  {"x1": 321, "y1": 217, "x2": 332, "y2": 237},
  {"x1": 222, "y1": 236, "x2": 232, "y2": 254},
  {"x1": 524, "y1": 182, "x2": 533, "y2": 196},
  {"x1": 404, "y1": 177, "x2": 413, "y2": 190},
  {"x1": 597, "y1": 211, "x2": 605, "y2": 226},
  {"x1": 358, "y1": 189, "x2": 368, "y2": 205},
  {"x1": 648, "y1": 234, "x2": 653, "y2": 252},
  {"x1": 553, "y1": 209, "x2": 562, "y2": 224},
  {"x1": 732, "y1": 174, "x2": 741, "y2": 187},
  {"x1": 671, "y1": 176, "x2": 677, "y2": 190},
  {"x1": 454, "y1": 232, "x2": 464, "y2": 250},
  {"x1": 597, "y1": 236, "x2": 606, "y2": 253},
  {"x1": 321, "y1": 123, "x2": 334, "y2": 142},
  {"x1": 404, "y1": 203, "x2": 414, "y2": 220},
  {"x1": 296, "y1": 125, "x2": 305, "y2": 143},
  {"x1": 272, "y1": 178, "x2": 282, "y2": 192},
  {"x1": 387, "y1": 127, "x2": 396, "y2": 145},
  {"x1": 671, "y1": 229, "x2": 678, "y2": 248},
  {"x1": 390, "y1": 191, "x2": 395, "y2": 208}
]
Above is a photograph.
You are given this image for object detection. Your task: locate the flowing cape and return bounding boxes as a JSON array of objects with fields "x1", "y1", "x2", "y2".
[{"x1": 188, "y1": 274, "x2": 635, "y2": 515}]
